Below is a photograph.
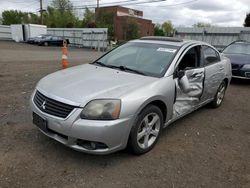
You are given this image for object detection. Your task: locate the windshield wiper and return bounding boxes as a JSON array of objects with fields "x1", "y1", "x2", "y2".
[
  {"x1": 93, "y1": 61, "x2": 118, "y2": 69},
  {"x1": 93, "y1": 62, "x2": 146, "y2": 76},
  {"x1": 118, "y1": 66, "x2": 146, "y2": 76},
  {"x1": 93, "y1": 61, "x2": 108, "y2": 67}
]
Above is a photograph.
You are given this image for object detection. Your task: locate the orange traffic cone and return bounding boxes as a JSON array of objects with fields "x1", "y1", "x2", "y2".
[{"x1": 62, "y1": 40, "x2": 68, "y2": 69}]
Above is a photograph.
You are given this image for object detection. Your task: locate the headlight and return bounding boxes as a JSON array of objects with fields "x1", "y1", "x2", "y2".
[
  {"x1": 80, "y1": 99, "x2": 121, "y2": 120},
  {"x1": 243, "y1": 64, "x2": 250, "y2": 69}
]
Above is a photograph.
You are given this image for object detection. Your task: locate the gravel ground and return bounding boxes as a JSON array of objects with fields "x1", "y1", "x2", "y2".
[{"x1": 0, "y1": 41, "x2": 250, "y2": 188}]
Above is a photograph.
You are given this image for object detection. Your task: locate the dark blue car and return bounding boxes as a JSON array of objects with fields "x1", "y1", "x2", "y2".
[{"x1": 222, "y1": 41, "x2": 250, "y2": 79}]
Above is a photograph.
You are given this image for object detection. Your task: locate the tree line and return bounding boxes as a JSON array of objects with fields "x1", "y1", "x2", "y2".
[
  {"x1": 0, "y1": 0, "x2": 249, "y2": 38},
  {"x1": 0, "y1": 0, "x2": 112, "y2": 29},
  {"x1": 154, "y1": 13, "x2": 250, "y2": 36}
]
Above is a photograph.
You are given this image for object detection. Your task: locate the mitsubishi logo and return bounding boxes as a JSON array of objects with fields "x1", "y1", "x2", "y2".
[{"x1": 41, "y1": 101, "x2": 46, "y2": 110}]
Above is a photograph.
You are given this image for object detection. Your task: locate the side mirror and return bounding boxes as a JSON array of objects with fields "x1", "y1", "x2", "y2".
[{"x1": 174, "y1": 70, "x2": 185, "y2": 79}]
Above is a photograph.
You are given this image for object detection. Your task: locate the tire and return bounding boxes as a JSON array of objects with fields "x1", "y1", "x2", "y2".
[
  {"x1": 210, "y1": 81, "x2": 227, "y2": 108},
  {"x1": 128, "y1": 105, "x2": 163, "y2": 155},
  {"x1": 44, "y1": 42, "x2": 49, "y2": 46}
]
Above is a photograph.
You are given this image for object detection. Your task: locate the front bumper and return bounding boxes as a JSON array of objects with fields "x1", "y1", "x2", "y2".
[
  {"x1": 30, "y1": 96, "x2": 134, "y2": 155},
  {"x1": 232, "y1": 67, "x2": 250, "y2": 79}
]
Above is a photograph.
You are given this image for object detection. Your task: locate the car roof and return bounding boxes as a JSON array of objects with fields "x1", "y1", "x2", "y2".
[{"x1": 132, "y1": 36, "x2": 208, "y2": 47}]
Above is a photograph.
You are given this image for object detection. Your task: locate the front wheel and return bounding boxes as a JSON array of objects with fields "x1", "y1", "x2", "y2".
[
  {"x1": 128, "y1": 105, "x2": 163, "y2": 155},
  {"x1": 210, "y1": 81, "x2": 227, "y2": 108}
]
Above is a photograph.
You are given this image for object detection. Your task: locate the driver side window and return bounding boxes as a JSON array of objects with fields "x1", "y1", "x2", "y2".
[{"x1": 178, "y1": 46, "x2": 201, "y2": 70}]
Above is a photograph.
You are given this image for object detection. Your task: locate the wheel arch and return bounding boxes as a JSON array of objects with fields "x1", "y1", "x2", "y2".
[
  {"x1": 135, "y1": 96, "x2": 168, "y2": 124},
  {"x1": 223, "y1": 78, "x2": 229, "y2": 88}
]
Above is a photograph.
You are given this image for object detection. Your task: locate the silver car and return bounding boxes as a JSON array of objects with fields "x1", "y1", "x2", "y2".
[{"x1": 31, "y1": 37, "x2": 232, "y2": 155}]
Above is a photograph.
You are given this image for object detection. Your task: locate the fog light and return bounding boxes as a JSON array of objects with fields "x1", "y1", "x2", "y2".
[
  {"x1": 76, "y1": 139, "x2": 108, "y2": 150},
  {"x1": 90, "y1": 142, "x2": 96, "y2": 149}
]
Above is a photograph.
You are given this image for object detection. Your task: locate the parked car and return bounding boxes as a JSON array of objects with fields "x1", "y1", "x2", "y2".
[
  {"x1": 31, "y1": 37, "x2": 232, "y2": 155},
  {"x1": 222, "y1": 40, "x2": 250, "y2": 79},
  {"x1": 31, "y1": 35, "x2": 70, "y2": 46},
  {"x1": 27, "y1": 34, "x2": 52, "y2": 44}
]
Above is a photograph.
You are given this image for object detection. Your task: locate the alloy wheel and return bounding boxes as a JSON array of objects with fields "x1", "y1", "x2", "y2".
[
  {"x1": 216, "y1": 83, "x2": 226, "y2": 105},
  {"x1": 137, "y1": 113, "x2": 161, "y2": 149}
]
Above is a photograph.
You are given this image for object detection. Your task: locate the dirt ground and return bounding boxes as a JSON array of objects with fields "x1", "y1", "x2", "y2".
[{"x1": 0, "y1": 41, "x2": 249, "y2": 188}]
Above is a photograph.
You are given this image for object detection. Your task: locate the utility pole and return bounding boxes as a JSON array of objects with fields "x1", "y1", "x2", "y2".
[
  {"x1": 97, "y1": 0, "x2": 99, "y2": 8},
  {"x1": 96, "y1": 0, "x2": 100, "y2": 22},
  {"x1": 40, "y1": 0, "x2": 43, "y2": 25}
]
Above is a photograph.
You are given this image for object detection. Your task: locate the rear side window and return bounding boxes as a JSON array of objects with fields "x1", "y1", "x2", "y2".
[
  {"x1": 178, "y1": 46, "x2": 201, "y2": 71},
  {"x1": 203, "y1": 46, "x2": 220, "y2": 65}
]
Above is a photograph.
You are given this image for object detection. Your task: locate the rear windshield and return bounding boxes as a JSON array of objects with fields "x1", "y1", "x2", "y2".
[
  {"x1": 95, "y1": 42, "x2": 179, "y2": 77},
  {"x1": 223, "y1": 42, "x2": 250, "y2": 55}
]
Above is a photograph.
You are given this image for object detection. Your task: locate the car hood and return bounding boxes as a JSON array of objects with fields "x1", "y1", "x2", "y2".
[
  {"x1": 37, "y1": 64, "x2": 157, "y2": 106},
  {"x1": 223, "y1": 53, "x2": 250, "y2": 65}
]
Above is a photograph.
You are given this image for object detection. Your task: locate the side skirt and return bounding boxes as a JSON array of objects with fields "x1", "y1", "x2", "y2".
[{"x1": 164, "y1": 98, "x2": 213, "y2": 128}]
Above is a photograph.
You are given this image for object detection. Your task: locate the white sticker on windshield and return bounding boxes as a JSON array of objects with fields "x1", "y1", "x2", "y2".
[{"x1": 157, "y1": 48, "x2": 176, "y2": 53}]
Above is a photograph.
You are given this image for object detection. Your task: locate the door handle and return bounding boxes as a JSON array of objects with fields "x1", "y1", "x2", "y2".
[
  {"x1": 191, "y1": 72, "x2": 203, "y2": 78},
  {"x1": 219, "y1": 67, "x2": 224, "y2": 70}
]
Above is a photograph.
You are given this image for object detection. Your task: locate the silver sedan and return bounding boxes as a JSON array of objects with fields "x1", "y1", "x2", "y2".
[{"x1": 31, "y1": 37, "x2": 232, "y2": 155}]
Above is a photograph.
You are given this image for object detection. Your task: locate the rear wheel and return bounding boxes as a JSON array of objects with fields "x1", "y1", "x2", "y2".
[
  {"x1": 44, "y1": 42, "x2": 49, "y2": 46},
  {"x1": 210, "y1": 81, "x2": 226, "y2": 108},
  {"x1": 128, "y1": 105, "x2": 163, "y2": 155}
]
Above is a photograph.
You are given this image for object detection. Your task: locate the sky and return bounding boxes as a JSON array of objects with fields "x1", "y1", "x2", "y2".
[{"x1": 0, "y1": 0, "x2": 249, "y2": 27}]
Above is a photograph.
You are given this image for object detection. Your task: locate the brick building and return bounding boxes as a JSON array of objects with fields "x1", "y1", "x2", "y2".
[{"x1": 95, "y1": 6, "x2": 154, "y2": 41}]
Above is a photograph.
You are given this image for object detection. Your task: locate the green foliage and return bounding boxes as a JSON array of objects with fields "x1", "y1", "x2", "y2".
[
  {"x1": 193, "y1": 22, "x2": 211, "y2": 28},
  {"x1": 1, "y1": 10, "x2": 40, "y2": 25},
  {"x1": 96, "y1": 11, "x2": 114, "y2": 37},
  {"x1": 82, "y1": 7, "x2": 95, "y2": 27},
  {"x1": 51, "y1": 0, "x2": 73, "y2": 13},
  {"x1": 43, "y1": 0, "x2": 79, "y2": 28},
  {"x1": 244, "y1": 13, "x2": 250, "y2": 27},
  {"x1": 154, "y1": 23, "x2": 164, "y2": 36},
  {"x1": 162, "y1": 21, "x2": 173, "y2": 36},
  {"x1": 122, "y1": 18, "x2": 139, "y2": 40}
]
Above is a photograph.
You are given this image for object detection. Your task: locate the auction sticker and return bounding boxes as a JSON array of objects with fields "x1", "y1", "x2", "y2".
[{"x1": 157, "y1": 48, "x2": 177, "y2": 53}]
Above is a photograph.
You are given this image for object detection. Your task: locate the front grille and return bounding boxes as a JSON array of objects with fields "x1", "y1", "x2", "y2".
[
  {"x1": 33, "y1": 90, "x2": 76, "y2": 118},
  {"x1": 231, "y1": 64, "x2": 242, "y2": 70},
  {"x1": 245, "y1": 72, "x2": 250, "y2": 78}
]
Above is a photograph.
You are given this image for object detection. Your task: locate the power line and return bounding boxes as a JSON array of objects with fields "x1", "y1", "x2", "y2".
[
  {"x1": 132, "y1": 0, "x2": 198, "y2": 8},
  {"x1": 14, "y1": 1, "x2": 40, "y2": 12},
  {"x1": 73, "y1": 0, "x2": 139, "y2": 8},
  {"x1": 73, "y1": 0, "x2": 167, "y2": 9}
]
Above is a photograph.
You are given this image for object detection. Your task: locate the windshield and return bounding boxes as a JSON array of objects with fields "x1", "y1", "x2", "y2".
[
  {"x1": 94, "y1": 42, "x2": 179, "y2": 77},
  {"x1": 223, "y1": 42, "x2": 250, "y2": 55}
]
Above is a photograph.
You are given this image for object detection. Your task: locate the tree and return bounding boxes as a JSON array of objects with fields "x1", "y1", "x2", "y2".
[
  {"x1": 1, "y1": 10, "x2": 39, "y2": 25},
  {"x1": 193, "y1": 22, "x2": 211, "y2": 28},
  {"x1": 154, "y1": 24, "x2": 164, "y2": 36},
  {"x1": 162, "y1": 21, "x2": 173, "y2": 36},
  {"x1": 96, "y1": 11, "x2": 114, "y2": 37},
  {"x1": 82, "y1": 7, "x2": 95, "y2": 27},
  {"x1": 43, "y1": 0, "x2": 80, "y2": 28},
  {"x1": 2, "y1": 10, "x2": 23, "y2": 25},
  {"x1": 122, "y1": 18, "x2": 139, "y2": 40},
  {"x1": 244, "y1": 13, "x2": 250, "y2": 27},
  {"x1": 51, "y1": 0, "x2": 73, "y2": 14}
]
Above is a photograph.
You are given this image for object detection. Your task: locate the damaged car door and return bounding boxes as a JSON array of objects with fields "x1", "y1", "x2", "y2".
[
  {"x1": 201, "y1": 45, "x2": 224, "y2": 101},
  {"x1": 173, "y1": 45, "x2": 205, "y2": 119}
]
